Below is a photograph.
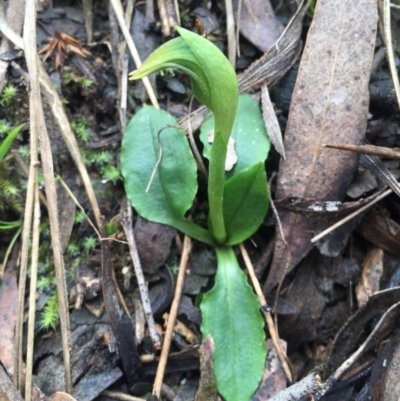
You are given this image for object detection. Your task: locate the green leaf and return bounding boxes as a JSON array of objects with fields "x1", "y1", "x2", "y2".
[
  {"x1": 121, "y1": 106, "x2": 214, "y2": 245},
  {"x1": 0, "y1": 124, "x2": 24, "y2": 161},
  {"x1": 200, "y1": 94, "x2": 270, "y2": 179},
  {"x1": 223, "y1": 162, "x2": 269, "y2": 245},
  {"x1": 201, "y1": 246, "x2": 266, "y2": 401}
]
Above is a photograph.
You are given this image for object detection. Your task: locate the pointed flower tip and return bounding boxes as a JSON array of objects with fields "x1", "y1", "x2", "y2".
[{"x1": 128, "y1": 69, "x2": 140, "y2": 81}]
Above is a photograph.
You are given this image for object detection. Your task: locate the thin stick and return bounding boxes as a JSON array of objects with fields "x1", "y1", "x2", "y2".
[
  {"x1": 101, "y1": 390, "x2": 146, "y2": 401},
  {"x1": 120, "y1": 204, "x2": 161, "y2": 348},
  {"x1": 13, "y1": 120, "x2": 36, "y2": 392},
  {"x1": 58, "y1": 175, "x2": 101, "y2": 240},
  {"x1": 152, "y1": 235, "x2": 192, "y2": 398},
  {"x1": 120, "y1": 54, "x2": 129, "y2": 132},
  {"x1": 268, "y1": 373, "x2": 323, "y2": 401},
  {"x1": 25, "y1": 183, "x2": 40, "y2": 401},
  {"x1": 225, "y1": 0, "x2": 236, "y2": 66},
  {"x1": 173, "y1": 0, "x2": 180, "y2": 25},
  {"x1": 235, "y1": 0, "x2": 242, "y2": 57},
  {"x1": 311, "y1": 188, "x2": 392, "y2": 243},
  {"x1": 239, "y1": 243, "x2": 292, "y2": 382},
  {"x1": 109, "y1": 0, "x2": 159, "y2": 108}
]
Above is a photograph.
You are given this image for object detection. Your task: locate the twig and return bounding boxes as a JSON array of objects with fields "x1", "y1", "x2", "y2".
[
  {"x1": 57, "y1": 176, "x2": 101, "y2": 240},
  {"x1": 109, "y1": 0, "x2": 159, "y2": 108},
  {"x1": 13, "y1": 119, "x2": 35, "y2": 392},
  {"x1": 23, "y1": 0, "x2": 72, "y2": 392},
  {"x1": 268, "y1": 373, "x2": 323, "y2": 401},
  {"x1": 82, "y1": 0, "x2": 93, "y2": 44},
  {"x1": 239, "y1": 243, "x2": 292, "y2": 382},
  {"x1": 120, "y1": 54, "x2": 129, "y2": 132},
  {"x1": 225, "y1": 0, "x2": 236, "y2": 66},
  {"x1": 235, "y1": 0, "x2": 242, "y2": 57},
  {"x1": 157, "y1": 0, "x2": 171, "y2": 36},
  {"x1": 173, "y1": 0, "x2": 180, "y2": 26},
  {"x1": 311, "y1": 188, "x2": 392, "y2": 243},
  {"x1": 152, "y1": 235, "x2": 192, "y2": 398},
  {"x1": 120, "y1": 204, "x2": 161, "y2": 348},
  {"x1": 101, "y1": 390, "x2": 146, "y2": 401},
  {"x1": 324, "y1": 143, "x2": 400, "y2": 159},
  {"x1": 25, "y1": 184, "x2": 40, "y2": 401},
  {"x1": 379, "y1": 0, "x2": 400, "y2": 109}
]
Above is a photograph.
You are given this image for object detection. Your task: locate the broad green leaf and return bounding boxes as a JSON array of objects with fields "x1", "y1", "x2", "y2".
[
  {"x1": 201, "y1": 246, "x2": 266, "y2": 401},
  {"x1": 200, "y1": 94, "x2": 270, "y2": 179},
  {"x1": 121, "y1": 106, "x2": 214, "y2": 245},
  {"x1": 0, "y1": 124, "x2": 24, "y2": 161},
  {"x1": 223, "y1": 162, "x2": 269, "y2": 245}
]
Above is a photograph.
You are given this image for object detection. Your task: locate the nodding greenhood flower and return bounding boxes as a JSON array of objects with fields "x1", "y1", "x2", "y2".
[
  {"x1": 129, "y1": 26, "x2": 238, "y2": 142},
  {"x1": 130, "y1": 26, "x2": 239, "y2": 243}
]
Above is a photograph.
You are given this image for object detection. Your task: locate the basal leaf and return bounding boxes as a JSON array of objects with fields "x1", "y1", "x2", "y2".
[
  {"x1": 201, "y1": 246, "x2": 266, "y2": 401},
  {"x1": 200, "y1": 94, "x2": 270, "y2": 179},
  {"x1": 223, "y1": 162, "x2": 269, "y2": 245},
  {"x1": 121, "y1": 106, "x2": 214, "y2": 245}
]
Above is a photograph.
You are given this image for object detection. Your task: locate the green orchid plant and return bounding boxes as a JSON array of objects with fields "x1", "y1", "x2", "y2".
[{"x1": 121, "y1": 26, "x2": 270, "y2": 401}]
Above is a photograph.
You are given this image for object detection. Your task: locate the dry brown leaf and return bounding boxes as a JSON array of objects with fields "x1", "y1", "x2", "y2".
[
  {"x1": 356, "y1": 247, "x2": 384, "y2": 308},
  {"x1": 265, "y1": 0, "x2": 378, "y2": 293},
  {"x1": 233, "y1": 0, "x2": 284, "y2": 52}
]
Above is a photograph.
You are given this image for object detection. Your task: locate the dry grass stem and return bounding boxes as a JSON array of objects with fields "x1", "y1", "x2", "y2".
[
  {"x1": 109, "y1": 0, "x2": 159, "y2": 108},
  {"x1": 152, "y1": 235, "x2": 192, "y2": 398},
  {"x1": 239, "y1": 242, "x2": 292, "y2": 382}
]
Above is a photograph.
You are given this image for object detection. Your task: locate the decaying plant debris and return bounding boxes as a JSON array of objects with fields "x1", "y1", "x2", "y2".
[{"x1": 2, "y1": 0, "x2": 400, "y2": 400}]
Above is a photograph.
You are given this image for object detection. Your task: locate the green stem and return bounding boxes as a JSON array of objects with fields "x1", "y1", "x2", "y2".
[{"x1": 208, "y1": 130, "x2": 227, "y2": 243}]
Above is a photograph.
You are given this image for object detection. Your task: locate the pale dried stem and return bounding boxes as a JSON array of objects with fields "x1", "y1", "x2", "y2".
[
  {"x1": 152, "y1": 235, "x2": 192, "y2": 397},
  {"x1": 239, "y1": 242, "x2": 292, "y2": 382},
  {"x1": 109, "y1": 0, "x2": 159, "y2": 108},
  {"x1": 120, "y1": 54, "x2": 129, "y2": 132},
  {"x1": 379, "y1": 0, "x2": 400, "y2": 109},
  {"x1": 25, "y1": 184, "x2": 40, "y2": 401},
  {"x1": 225, "y1": 0, "x2": 236, "y2": 66},
  {"x1": 13, "y1": 104, "x2": 36, "y2": 393},
  {"x1": 101, "y1": 390, "x2": 146, "y2": 401}
]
